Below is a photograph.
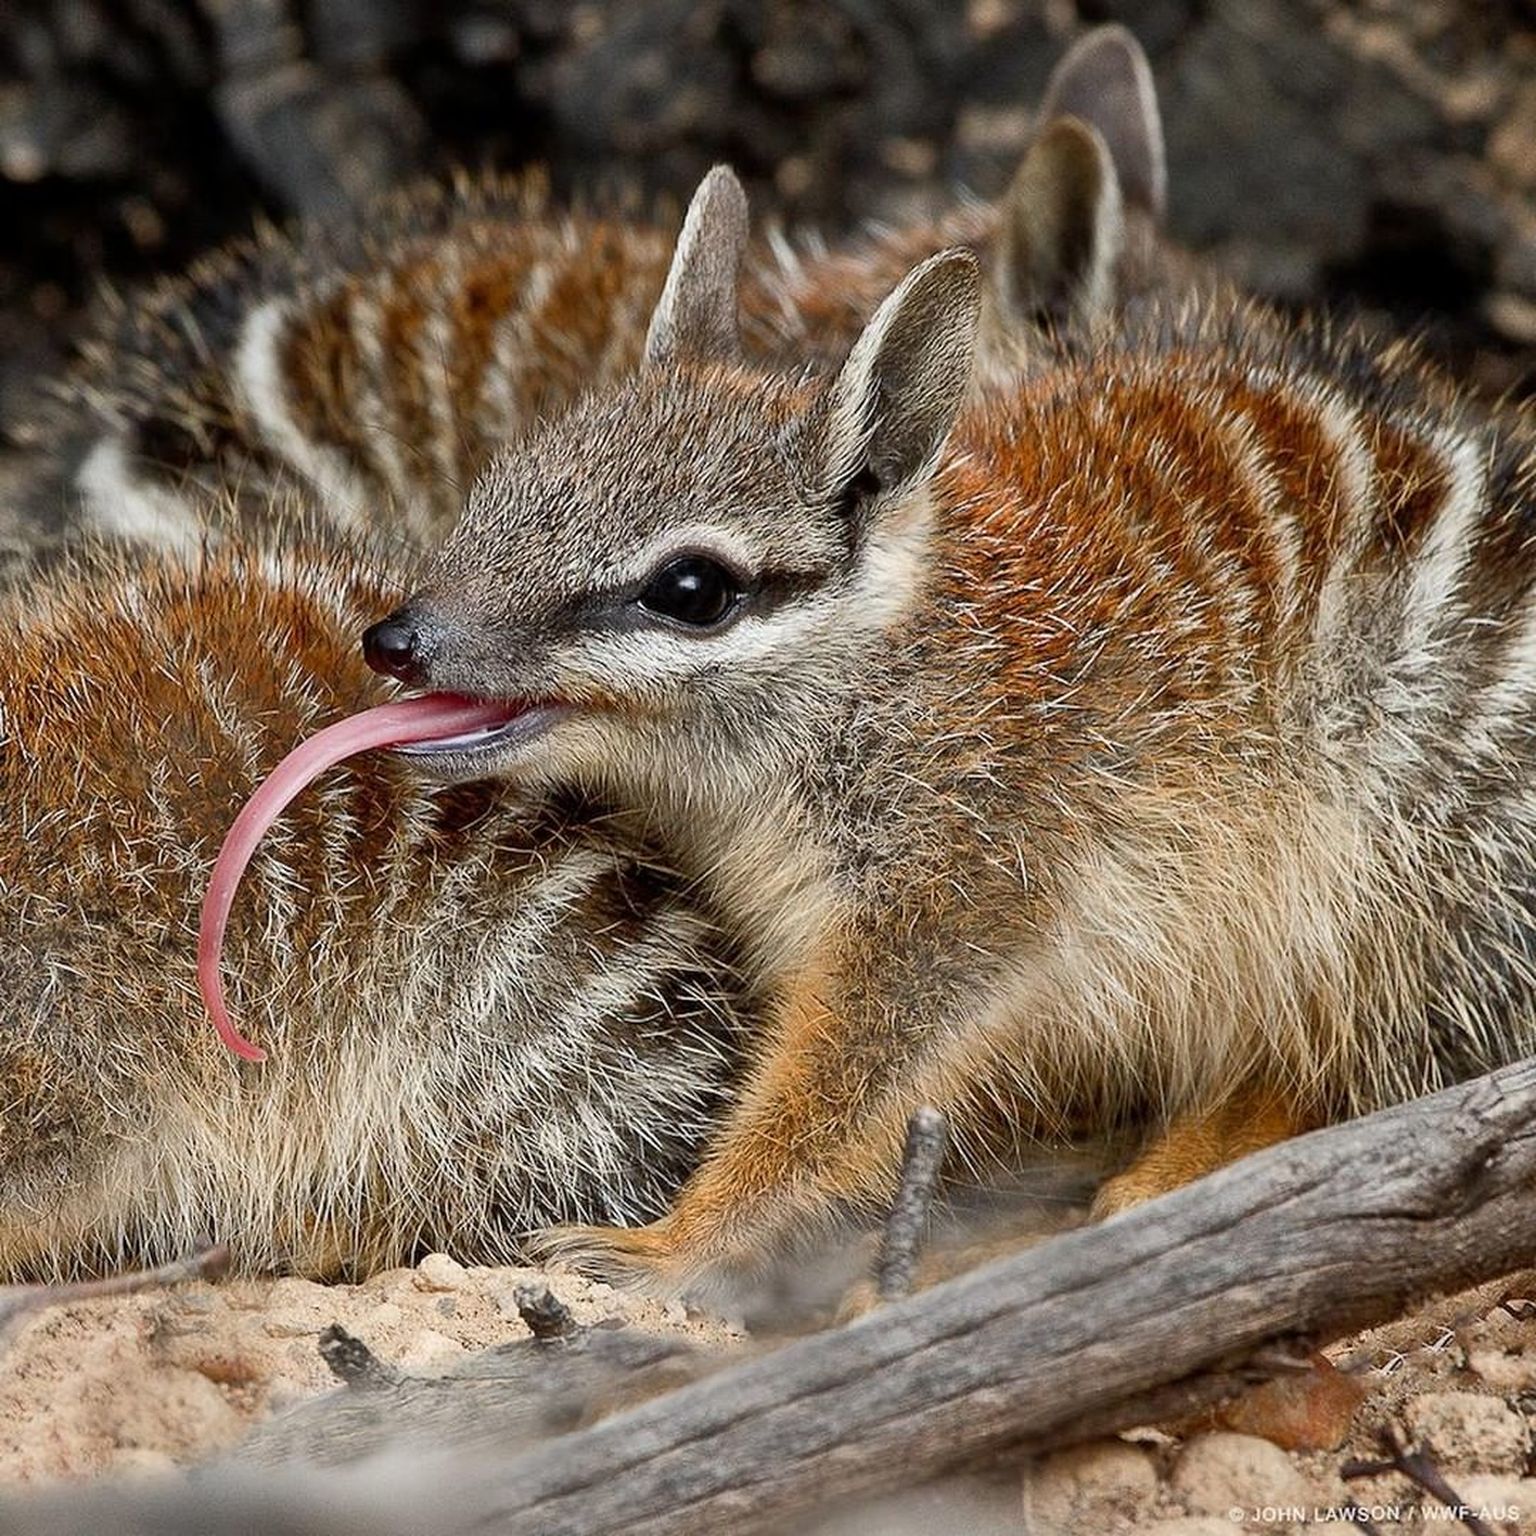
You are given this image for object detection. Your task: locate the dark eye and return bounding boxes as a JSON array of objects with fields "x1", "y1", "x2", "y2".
[{"x1": 638, "y1": 555, "x2": 739, "y2": 627}]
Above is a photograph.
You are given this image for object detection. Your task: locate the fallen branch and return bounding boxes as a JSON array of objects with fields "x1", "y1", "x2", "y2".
[{"x1": 2, "y1": 1062, "x2": 1535, "y2": 1535}]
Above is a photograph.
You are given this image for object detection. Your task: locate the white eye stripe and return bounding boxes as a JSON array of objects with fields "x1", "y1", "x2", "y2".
[
  {"x1": 559, "y1": 595, "x2": 845, "y2": 682},
  {"x1": 549, "y1": 490, "x2": 934, "y2": 681}
]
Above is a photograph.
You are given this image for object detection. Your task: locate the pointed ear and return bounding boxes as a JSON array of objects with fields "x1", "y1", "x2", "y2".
[
  {"x1": 1038, "y1": 24, "x2": 1165, "y2": 220},
  {"x1": 644, "y1": 166, "x2": 750, "y2": 369},
  {"x1": 821, "y1": 251, "x2": 980, "y2": 511},
  {"x1": 990, "y1": 115, "x2": 1123, "y2": 330}
]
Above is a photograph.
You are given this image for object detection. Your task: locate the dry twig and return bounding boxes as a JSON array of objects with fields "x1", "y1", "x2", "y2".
[
  {"x1": 514, "y1": 1285, "x2": 581, "y2": 1343},
  {"x1": 1343, "y1": 1426, "x2": 1499, "y2": 1536},
  {"x1": 875, "y1": 1106, "x2": 949, "y2": 1302},
  {"x1": 318, "y1": 1324, "x2": 401, "y2": 1391}
]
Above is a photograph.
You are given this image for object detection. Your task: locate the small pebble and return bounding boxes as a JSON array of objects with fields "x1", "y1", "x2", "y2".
[{"x1": 414, "y1": 1253, "x2": 467, "y2": 1292}]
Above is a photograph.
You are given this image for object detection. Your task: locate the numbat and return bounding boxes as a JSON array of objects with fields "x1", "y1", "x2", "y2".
[
  {"x1": 360, "y1": 163, "x2": 1536, "y2": 1287},
  {"x1": 0, "y1": 516, "x2": 748, "y2": 1281},
  {"x1": 17, "y1": 27, "x2": 1185, "y2": 575}
]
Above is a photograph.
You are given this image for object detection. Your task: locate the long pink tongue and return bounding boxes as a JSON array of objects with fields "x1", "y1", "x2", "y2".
[{"x1": 198, "y1": 694, "x2": 516, "y2": 1062}]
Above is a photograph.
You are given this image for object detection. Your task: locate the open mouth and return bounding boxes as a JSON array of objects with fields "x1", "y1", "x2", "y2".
[{"x1": 390, "y1": 700, "x2": 567, "y2": 764}]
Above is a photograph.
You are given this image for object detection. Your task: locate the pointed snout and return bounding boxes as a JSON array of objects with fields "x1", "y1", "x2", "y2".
[{"x1": 362, "y1": 608, "x2": 430, "y2": 684}]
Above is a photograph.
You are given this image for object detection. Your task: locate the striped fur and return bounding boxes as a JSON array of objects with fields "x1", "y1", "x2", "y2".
[
  {"x1": 22, "y1": 174, "x2": 682, "y2": 560},
  {"x1": 398, "y1": 244, "x2": 1536, "y2": 1283},
  {"x1": 14, "y1": 32, "x2": 1193, "y2": 582},
  {"x1": 0, "y1": 514, "x2": 747, "y2": 1281},
  {"x1": 16, "y1": 181, "x2": 1077, "y2": 564}
]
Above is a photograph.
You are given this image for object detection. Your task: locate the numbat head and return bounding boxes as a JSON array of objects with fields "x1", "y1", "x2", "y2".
[
  {"x1": 379, "y1": 163, "x2": 1536, "y2": 1288},
  {"x1": 367, "y1": 171, "x2": 980, "y2": 813}
]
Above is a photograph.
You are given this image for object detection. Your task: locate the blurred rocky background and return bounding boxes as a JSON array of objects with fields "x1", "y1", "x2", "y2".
[{"x1": 2, "y1": 0, "x2": 1534, "y2": 437}]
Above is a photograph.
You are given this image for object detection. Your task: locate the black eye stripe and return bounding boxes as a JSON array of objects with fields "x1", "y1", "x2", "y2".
[{"x1": 638, "y1": 555, "x2": 740, "y2": 628}]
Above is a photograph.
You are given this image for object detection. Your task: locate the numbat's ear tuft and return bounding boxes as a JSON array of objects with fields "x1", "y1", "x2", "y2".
[
  {"x1": 1037, "y1": 24, "x2": 1166, "y2": 220},
  {"x1": 991, "y1": 115, "x2": 1124, "y2": 331},
  {"x1": 644, "y1": 166, "x2": 751, "y2": 369},
  {"x1": 821, "y1": 250, "x2": 981, "y2": 517}
]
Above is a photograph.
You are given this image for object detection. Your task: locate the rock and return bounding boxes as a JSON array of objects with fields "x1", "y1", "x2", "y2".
[
  {"x1": 414, "y1": 1253, "x2": 468, "y2": 1292},
  {"x1": 1402, "y1": 1391, "x2": 1530, "y2": 1475},
  {"x1": 1200, "y1": 1355, "x2": 1370, "y2": 1451},
  {"x1": 1171, "y1": 1432, "x2": 1318, "y2": 1526},
  {"x1": 1021, "y1": 1439, "x2": 1160, "y2": 1529}
]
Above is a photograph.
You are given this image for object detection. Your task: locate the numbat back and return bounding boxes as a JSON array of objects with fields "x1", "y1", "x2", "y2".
[
  {"x1": 0, "y1": 514, "x2": 745, "y2": 1282},
  {"x1": 375, "y1": 165, "x2": 1536, "y2": 1288},
  {"x1": 17, "y1": 27, "x2": 1187, "y2": 575}
]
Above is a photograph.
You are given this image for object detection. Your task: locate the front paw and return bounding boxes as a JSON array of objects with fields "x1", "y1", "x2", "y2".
[
  {"x1": 1090, "y1": 1165, "x2": 1177, "y2": 1219},
  {"x1": 526, "y1": 1217, "x2": 685, "y2": 1291}
]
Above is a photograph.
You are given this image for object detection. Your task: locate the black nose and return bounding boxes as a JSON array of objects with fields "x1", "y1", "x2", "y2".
[{"x1": 363, "y1": 614, "x2": 426, "y2": 682}]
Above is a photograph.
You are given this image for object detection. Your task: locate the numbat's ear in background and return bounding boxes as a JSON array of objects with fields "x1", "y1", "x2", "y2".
[
  {"x1": 1037, "y1": 24, "x2": 1166, "y2": 220},
  {"x1": 992, "y1": 114, "x2": 1124, "y2": 330},
  {"x1": 644, "y1": 165, "x2": 750, "y2": 369},
  {"x1": 820, "y1": 250, "x2": 981, "y2": 516}
]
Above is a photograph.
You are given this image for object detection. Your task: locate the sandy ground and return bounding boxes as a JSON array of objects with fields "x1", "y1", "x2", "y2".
[
  {"x1": 0, "y1": 1248, "x2": 1529, "y2": 1533},
  {"x1": 0, "y1": 1253, "x2": 737, "y2": 1486}
]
